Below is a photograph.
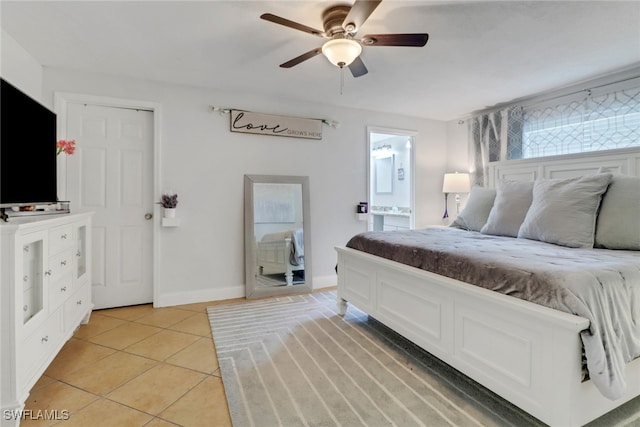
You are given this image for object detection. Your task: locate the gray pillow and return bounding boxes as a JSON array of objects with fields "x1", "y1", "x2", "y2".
[
  {"x1": 595, "y1": 174, "x2": 640, "y2": 250},
  {"x1": 450, "y1": 186, "x2": 496, "y2": 232},
  {"x1": 481, "y1": 180, "x2": 534, "y2": 237},
  {"x1": 517, "y1": 173, "x2": 613, "y2": 248}
]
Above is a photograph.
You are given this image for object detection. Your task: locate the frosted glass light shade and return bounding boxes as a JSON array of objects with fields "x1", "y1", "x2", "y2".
[
  {"x1": 322, "y1": 39, "x2": 362, "y2": 67},
  {"x1": 442, "y1": 172, "x2": 470, "y2": 193}
]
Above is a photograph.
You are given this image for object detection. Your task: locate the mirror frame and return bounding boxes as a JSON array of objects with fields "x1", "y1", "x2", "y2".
[{"x1": 244, "y1": 174, "x2": 312, "y2": 299}]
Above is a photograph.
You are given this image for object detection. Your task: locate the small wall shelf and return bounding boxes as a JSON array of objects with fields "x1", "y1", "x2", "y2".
[{"x1": 161, "y1": 217, "x2": 181, "y2": 227}]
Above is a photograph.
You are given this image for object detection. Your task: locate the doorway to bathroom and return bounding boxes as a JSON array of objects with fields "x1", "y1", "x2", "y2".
[{"x1": 367, "y1": 127, "x2": 416, "y2": 231}]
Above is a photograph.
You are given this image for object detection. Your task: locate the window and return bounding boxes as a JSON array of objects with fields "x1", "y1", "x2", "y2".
[{"x1": 515, "y1": 84, "x2": 640, "y2": 159}]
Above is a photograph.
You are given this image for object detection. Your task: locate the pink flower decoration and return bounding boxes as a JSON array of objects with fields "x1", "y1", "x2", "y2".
[{"x1": 56, "y1": 140, "x2": 76, "y2": 156}]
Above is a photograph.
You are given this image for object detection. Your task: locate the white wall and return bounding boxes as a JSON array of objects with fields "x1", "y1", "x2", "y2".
[
  {"x1": 443, "y1": 119, "x2": 471, "y2": 215},
  {"x1": 0, "y1": 29, "x2": 43, "y2": 102},
  {"x1": 41, "y1": 68, "x2": 448, "y2": 305}
]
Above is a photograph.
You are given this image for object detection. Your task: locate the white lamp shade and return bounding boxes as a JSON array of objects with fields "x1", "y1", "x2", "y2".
[
  {"x1": 442, "y1": 172, "x2": 470, "y2": 193},
  {"x1": 322, "y1": 38, "x2": 362, "y2": 67}
]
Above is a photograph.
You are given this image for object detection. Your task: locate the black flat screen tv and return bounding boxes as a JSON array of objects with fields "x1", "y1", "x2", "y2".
[{"x1": 1, "y1": 78, "x2": 58, "y2": 208}]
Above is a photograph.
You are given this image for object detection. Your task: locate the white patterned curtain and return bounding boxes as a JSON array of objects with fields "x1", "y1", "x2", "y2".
[{"x1": 468, "y1": 107, "x2": 523, "y2": 187}]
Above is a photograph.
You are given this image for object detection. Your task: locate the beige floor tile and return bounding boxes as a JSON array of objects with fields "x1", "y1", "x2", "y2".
[
  {"x1": 30, "y1": 375, "x2": 57, "y2": 392},
  {"x1": 24, "y1": 297, "x2": 246, "y2": 427},
  {"x1": 97, "y1": 304, "x2": 155, "y2": 321},
  {"x1": 167, "y1": 312, "x2": 212, "y2": 337},
  {"x1": 55, "y1": 398, "x2": 152, "y2": 427},
  {"x1": 125, "y1": 329, "x2": 201, "y2": 361},
  {"x1": 208, "y1": 297, "x2": 246, "y2": 307},
  {"x1": 172, "y1": 301, "x2": 214, "y2": 313},
  {"x1": 159, "y1": 376, "x2": 231, "y2": 427},
  {"x1": 173, "y1": 297, "x2": 244, "y2": 312},
  {"x1": 72, "y1": 312, "x2": 127, "y2": 340},
  {"x1": 88, "y1": 322, "x2": 161, "y2": 350},
  {"x1": 61, "y1": 351, "x2": 157, "y2": 395},
  {"x1": 143, "y1": 418, "x2": 180, "y2": 427},
  {"x1": 44, "y1": 338, "x2": 115, "y2": 379},
  {"x1": 165, "y1": 337, "x2": 218, "y2": 374},
  {"x1": 21, "y1": 381, "x2": 97, "y2": 427},
  {"x1": 106, "y1": 364, "x2": 206, "y2": 415},
  {"x1": 133, "y1": 307, "x2": 198, "y2": 328}
]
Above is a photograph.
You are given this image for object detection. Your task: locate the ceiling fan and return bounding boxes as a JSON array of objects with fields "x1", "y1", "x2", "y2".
[{"x1": 260, "y1": 0, "x2": 429, "y2": 78}]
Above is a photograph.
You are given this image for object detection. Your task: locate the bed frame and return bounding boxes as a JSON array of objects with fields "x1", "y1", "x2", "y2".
[
  {"x1": 336, "y1": 147, "x2": 640, "y2": 427},
  {"x1": 257, "y1": 237, "x2": 303, "y2": 286}
]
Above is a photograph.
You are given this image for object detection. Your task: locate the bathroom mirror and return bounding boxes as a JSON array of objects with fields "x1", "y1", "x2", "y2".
[
  {"x1": 244, "y1": 175, "x2": 312, "y2": 299},
  {"x1": 375, "y1": 155, "x2": 394, "y2": 194}
]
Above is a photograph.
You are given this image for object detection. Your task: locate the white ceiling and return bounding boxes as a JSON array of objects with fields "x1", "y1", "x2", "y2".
[{"x1": 2, "y1": 0, "x2": 639, "y2": 121}]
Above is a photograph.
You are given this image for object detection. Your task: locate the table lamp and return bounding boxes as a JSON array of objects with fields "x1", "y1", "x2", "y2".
[{"x1": 442, "y1": 172, "x2": 471, "y2": 218}]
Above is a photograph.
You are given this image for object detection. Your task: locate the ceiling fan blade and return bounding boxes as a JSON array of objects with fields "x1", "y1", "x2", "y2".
[
  {"x1": 342, "y1": 0, "x2": 382, "y2": 34},
  {"x1": 279, "y1": 48, "x2": 323, "y2": 68},
  {"x1": 260, "y1": 13, "x2": 325, "y2": 38},
  {"x1": 361, "y1": 33, "x2": 429, "y2": 47},
  {"x1": 348, "y1": 56, "x2": 368, "y2": 78}
]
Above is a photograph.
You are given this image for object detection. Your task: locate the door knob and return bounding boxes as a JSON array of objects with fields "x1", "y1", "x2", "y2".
[{"x1": 145, "y1": 213, "x2": 153, "y2": 220}]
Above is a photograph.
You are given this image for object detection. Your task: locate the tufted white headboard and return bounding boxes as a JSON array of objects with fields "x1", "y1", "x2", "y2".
[{"x1": 487, "y1": 147, "x2": 640, "y2": 186}]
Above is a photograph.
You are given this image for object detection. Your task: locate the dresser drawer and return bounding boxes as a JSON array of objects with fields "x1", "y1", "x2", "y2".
[
  {"x1": 49, "y1": 224, "x2": 74, "y2": 255},
  {"x1": 18, "y1": 308, "x2": 63, "y2": 390},
  {"x1": 64, "y1": 284, "x2": 91, "y2": 332},
  {"x1": 48, "y1": 248, "x2": 74, "y2": 282},
  {"x1": 50, "y1": 272, "x2": 73, "y2": 311}
]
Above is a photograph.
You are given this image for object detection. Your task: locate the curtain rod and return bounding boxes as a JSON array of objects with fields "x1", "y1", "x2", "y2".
[{"x1": 458, "y1": 68, "x2": 640, "y2": 124}]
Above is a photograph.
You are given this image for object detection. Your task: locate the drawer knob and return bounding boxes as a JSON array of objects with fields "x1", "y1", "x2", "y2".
[
  {"x1": 61, "y1": 234, "x2": 68, "y2": 239},
  {"x1": 41, "y1": 336, "x2": 48, "y2": 343},
  {"x1": 61, "y1": 260, "x2": 67, "y2": 266},
  {"x1": 23, "y1": 245, "x2": 30, "y2": 252},
  {"x1": 76, "y1": 250, "x2": 82, "y2": 257},
  {"x1": 23, "y1": 275, "x2": 28, "y2": 282},
  {"x1": 23, "y1": 305, "x2": 28, "y2": 312},
  {"x1": 45, "y1": 270, "x2": 52, "y2": 276},
  {"x1": 61, "y1": 286, "x2": 67, "y2": 292},
  {"x1": 76, "y1": 300, "x2": 82, "y2": 305}
]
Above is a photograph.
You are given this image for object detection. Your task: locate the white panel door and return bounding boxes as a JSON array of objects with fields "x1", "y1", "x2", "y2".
[{"x1": 66, "y1": 103, "x2": 153, "y2": 309}]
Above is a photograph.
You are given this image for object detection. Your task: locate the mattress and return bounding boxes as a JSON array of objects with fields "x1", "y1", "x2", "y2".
[{"x1": 346, "y1": 226, "x2": 640, "y2": 400}]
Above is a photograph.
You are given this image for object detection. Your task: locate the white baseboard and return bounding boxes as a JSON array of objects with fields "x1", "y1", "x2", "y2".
[
  {"x1": 155, "y1": 274, "x2": 337, "y2": 308},
  {"x1": 154, "y1": 285, "x2": 245, "y2": 308}
]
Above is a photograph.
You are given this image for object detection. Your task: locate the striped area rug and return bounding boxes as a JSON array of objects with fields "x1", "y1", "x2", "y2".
[{"x1": 207, "y1": 291, "x2": 637, "y2": 427}]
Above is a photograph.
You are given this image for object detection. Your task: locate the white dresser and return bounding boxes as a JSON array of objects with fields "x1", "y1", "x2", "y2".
[{"x1": 1, "y1": 213, "x2": 93, "y2": 426}]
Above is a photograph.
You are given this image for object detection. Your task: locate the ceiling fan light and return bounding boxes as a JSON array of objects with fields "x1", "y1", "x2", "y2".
[{"x1": 321, "y1": 38, "x2": 362, "y2": 67}]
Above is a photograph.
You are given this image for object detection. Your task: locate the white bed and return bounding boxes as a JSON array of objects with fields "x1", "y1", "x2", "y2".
[
  {"x1": 336, "y1": 147, "x2": 640, "y2": 427},
  {"x1": 257, "y1": 229, "x2": 304, "y2": 286}
]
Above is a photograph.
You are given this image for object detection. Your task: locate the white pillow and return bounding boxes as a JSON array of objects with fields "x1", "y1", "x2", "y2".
[
  {"x1": 595, "y1": 174, "x2": 640, "y2": 250},
  {"x1": 517, "y1": 173, "x2": 613, "y2": 248},
  {"x1": 481, "y1": 180, "x2": 534, "y2": 237},
  {"x1": 450, "y1": 186, "x2": 496, "y2": 232}
]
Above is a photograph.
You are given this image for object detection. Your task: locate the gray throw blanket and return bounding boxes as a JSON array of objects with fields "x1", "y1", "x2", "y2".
[{"x1": 346, "y1": 226, "x2": 640, "y2": 400}]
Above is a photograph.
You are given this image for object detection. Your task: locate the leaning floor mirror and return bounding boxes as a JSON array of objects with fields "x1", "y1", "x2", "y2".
[{"x1": 244, "y1": 175, "x2": 312, "y2": 299}]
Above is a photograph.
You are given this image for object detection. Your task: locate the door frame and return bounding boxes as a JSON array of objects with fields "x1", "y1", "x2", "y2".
[
  {"x1": 54, "y1": 92, "x2": 162, "y2": 306},
  {"x1": 366, "y1": 126, "x2": 417, "y2": 230}
]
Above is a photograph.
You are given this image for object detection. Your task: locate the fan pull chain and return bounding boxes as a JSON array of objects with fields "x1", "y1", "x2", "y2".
[{"x1": 340, "y1": 66, "x2": 344, "y2": 95}]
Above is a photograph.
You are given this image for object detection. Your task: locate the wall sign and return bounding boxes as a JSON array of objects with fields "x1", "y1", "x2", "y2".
[{"x1": 230, "y1": 110, "x2": 323, "y2": 140}]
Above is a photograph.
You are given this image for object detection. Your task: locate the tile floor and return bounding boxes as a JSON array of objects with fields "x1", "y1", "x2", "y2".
[{"x1": 21, "y1": 297, "x2": 246, "y2": 426}]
